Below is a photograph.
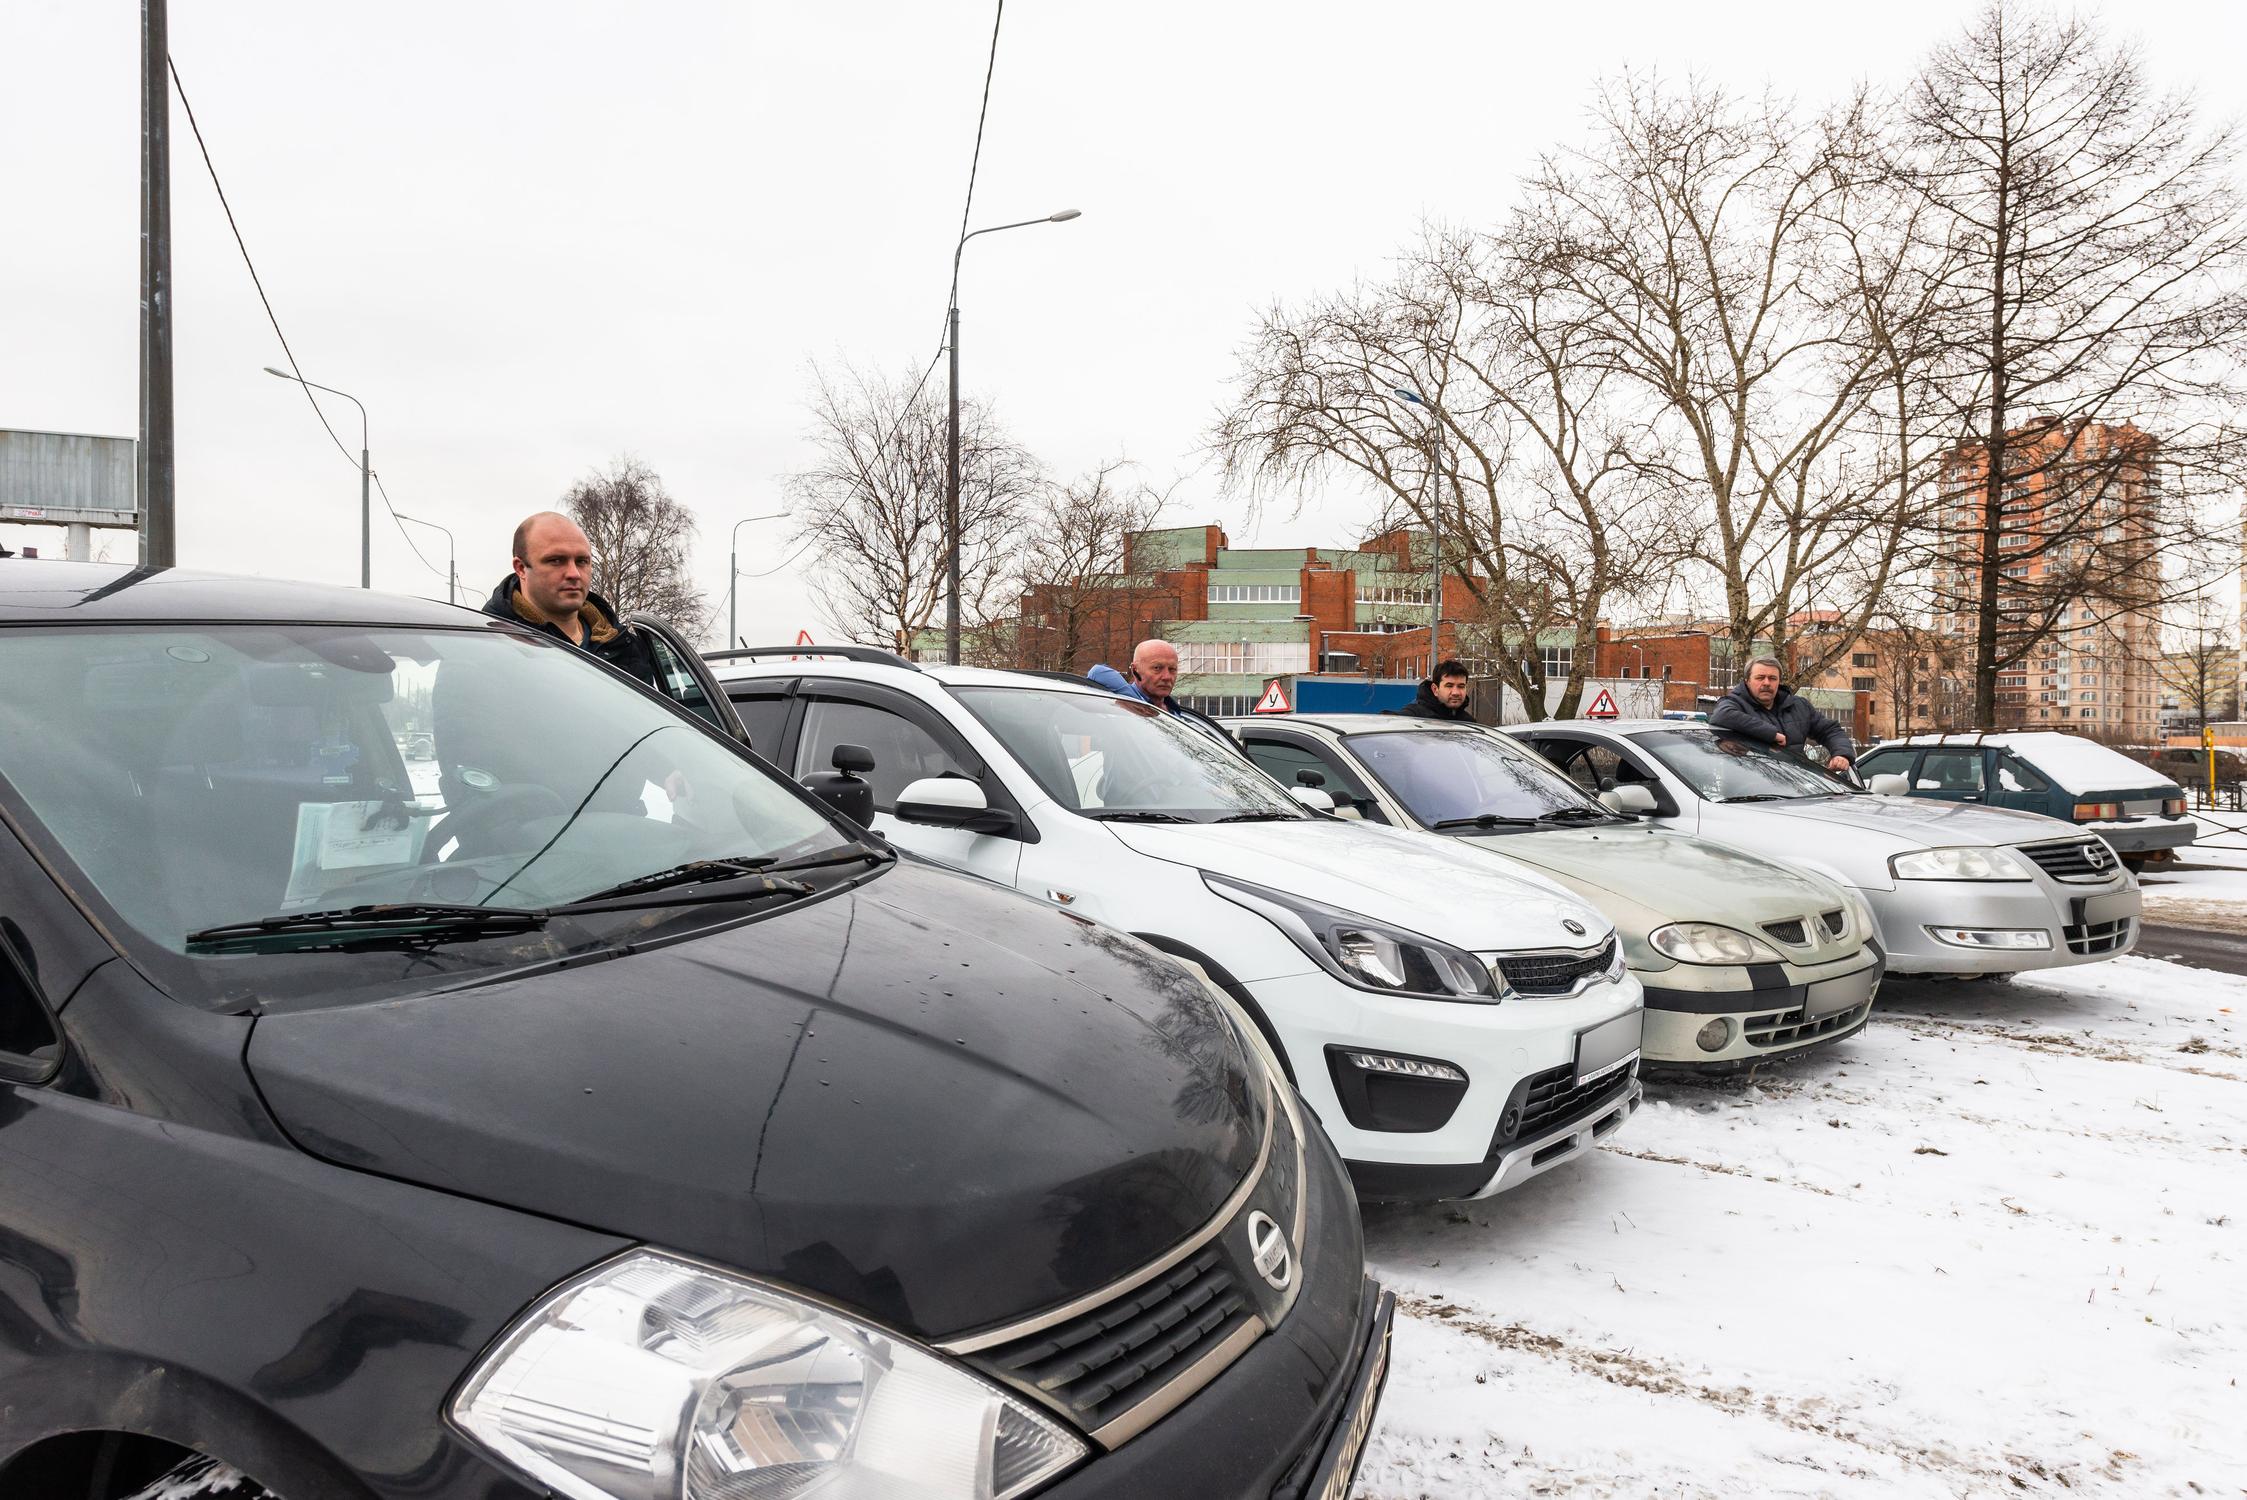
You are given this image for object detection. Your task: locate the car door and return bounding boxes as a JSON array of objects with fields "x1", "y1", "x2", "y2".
[
  {"x1": 625, "y1": 614, "x2": 748, "y2": 742},
  {"x1": 1517, "y1": 730, "x2": 1692, "y2": 829},
  {"x1": 1989, "y1": 748, "x2": 2057, "y2": 816},
  {"x1": 1237, "y1": 728, "x2": 1391, "y2": 822},
  {"x1": 1913, "y1": 745, "x2": 1988, "y2": 804},
  {"x1": 789, "y1": 680, "x2": 1025, "y2": 889},
  {"x1": 1853, "y1": 745, "x2": 1919, "y2": 788}
]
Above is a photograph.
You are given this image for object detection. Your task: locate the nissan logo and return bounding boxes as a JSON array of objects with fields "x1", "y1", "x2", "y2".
[
  {"x1": 1246, "y1": 1211, "x2": 1293, "y2": 1291},
  {"x1": 1562, "y1": 918, "x2": 1587, "y2": 937}
]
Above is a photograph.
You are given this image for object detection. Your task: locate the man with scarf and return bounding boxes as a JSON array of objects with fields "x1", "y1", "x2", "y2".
[{"x1": 482, "y1": 511, "x2": 659, "y2": 690}]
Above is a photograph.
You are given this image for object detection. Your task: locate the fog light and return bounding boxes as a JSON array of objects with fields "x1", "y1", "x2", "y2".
[
  {"x1": 1695, "y1": 1018, "x2": 1732, "y2": 1053},
  {"x1": 1345, "y1": 1051, "x2": 1466, "y2": 1081},
  {"x1": 1926, "y1": 926, "x2": 2052, "y2": 950}
]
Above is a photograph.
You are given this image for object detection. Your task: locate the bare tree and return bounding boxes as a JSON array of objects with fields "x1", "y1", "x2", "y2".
[
  {"x1": 1009, "y1": 462, "x2": 1173, "y2": 672},
  {"x1": 2159, "y1": 594, "x2": 2240, "y2": 730},
  {"x1": 561, "y1": 455, "x2": 706, "y2": 627},
  {"x1": 1902, "y1": 2, "x2": 2247, "y2": 723},
  {"x1": 787, "y1": 361, "x2": 1044, "y2": 656}
]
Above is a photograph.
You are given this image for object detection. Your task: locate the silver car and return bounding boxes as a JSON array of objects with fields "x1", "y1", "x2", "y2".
[
  {"x1": 1502, "y1": 720, "x2": 2140, "y2": 977},
  {"x1": 1227, "y1": 715, "x2": 1884, "y2": 1067}
]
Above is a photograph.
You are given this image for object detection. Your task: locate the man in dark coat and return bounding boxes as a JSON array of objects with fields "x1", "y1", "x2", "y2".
[
  {"x1": 1386, "y1": 659, "x2": 1475, "y2": 721},
  {"x1": 481, "y1": 511, "x2": 658, "y2": 690},
  {"x1": 1708, "y1": 656, "x2": 1855, "y2": 770}
]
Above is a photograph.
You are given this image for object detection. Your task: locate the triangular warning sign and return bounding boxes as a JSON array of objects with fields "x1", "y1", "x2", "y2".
[
  {"x1": 790, "y1": 628, "x2": 815, "y2": 661},
  {"x1": 1585, "y1": 687, "x2": 1620, "y2": 719},
  {"x1": 1252, "y1": 679, "x2": 1292, "y2": 714}
]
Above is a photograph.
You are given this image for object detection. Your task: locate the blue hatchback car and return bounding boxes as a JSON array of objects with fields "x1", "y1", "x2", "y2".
[{"x1": 1854, "y1": 732, "x2": 2195, "y2": 864}]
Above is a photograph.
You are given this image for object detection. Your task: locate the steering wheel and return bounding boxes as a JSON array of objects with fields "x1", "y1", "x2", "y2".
[{"x1": 422, "y1": 784, "x2": 570, "y2": 864}]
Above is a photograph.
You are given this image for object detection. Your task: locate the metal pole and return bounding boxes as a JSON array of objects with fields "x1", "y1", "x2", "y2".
[
  {"x1": 945, "y1": 304, "x2": 962, "y2": 666},
  {"x1": 729, "y1": 536, "x2": 738, "y2": 653},
  {"x1": 138, "y1": 0, "x2": 175, "y2": 567},
  {"x1": 359, "y1": 446, "x2": 371, "y2": 588},
  {"x1": 1428, "y1": 411, "x2": 1442, "y2": 663}
]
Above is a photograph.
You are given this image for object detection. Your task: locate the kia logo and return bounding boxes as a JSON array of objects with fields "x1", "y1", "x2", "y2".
[
  {"x1": 1247, "y1": 1211, "x2": 1293, "y2": 1291},
  {"x1": 1562, "y1": 918, "x2": 1587, "y2": 937}
]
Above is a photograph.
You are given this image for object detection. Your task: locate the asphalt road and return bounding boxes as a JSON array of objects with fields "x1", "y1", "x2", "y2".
[{"x1": 2136, "y1": 922, "x2": 2247, "y2": 977}]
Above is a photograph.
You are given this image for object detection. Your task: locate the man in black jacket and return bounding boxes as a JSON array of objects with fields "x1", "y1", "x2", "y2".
[
  {"x1": 1386, "y1": 659, "x2": 1475, "y2": 721},
  {"x1": 1708, "y1": 657, "x2": 1855, "y2": 770},
  {"x1": 481, "y1": 512, "x2": 658, "y2": 690}
]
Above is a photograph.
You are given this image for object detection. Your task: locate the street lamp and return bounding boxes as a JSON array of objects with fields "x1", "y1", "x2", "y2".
[
  {"x1": 264, "y1": 366, "x2": 371, "y2": 588},
  {"x1": 728, "y1": 510, "x2": 788, "y2": 650},
  {"x1": 1388, "y1": 386, "x2": 1444, "y2": 666},
  {"x1": 945, "y1": 208, "x2": 1081, "y2": 665},
  {"x1": 393, "y1": 512, "x2": 457, "y2": 606}
]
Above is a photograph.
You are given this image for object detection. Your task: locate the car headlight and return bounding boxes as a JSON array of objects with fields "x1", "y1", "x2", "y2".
[
  {"x1": 1205, "y1": 873, "x2": 1502, "y2": 1001},
  {"x1": 1646, "y1": 922, "x2": 1782, "y2": 965},
  {"x1": 452, "y1": 1250, "x2": 1088, "y2": 1500},
  {"x1": 1889, "y1": 846, "x2": 2032, "y2": 881}
]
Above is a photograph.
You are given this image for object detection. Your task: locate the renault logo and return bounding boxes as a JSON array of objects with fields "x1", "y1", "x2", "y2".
[
  {"x1": 1562, "y1": 918, "x2": 1588, "y2": 937},
  {"x1": 1246, "y1": 1211, "x2": 1293, "y2": 1291}
]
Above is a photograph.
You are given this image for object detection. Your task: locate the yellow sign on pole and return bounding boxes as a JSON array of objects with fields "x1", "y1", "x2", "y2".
[{"x1": 2206, "y1": 725, "x2": 2218, "y2": 803}]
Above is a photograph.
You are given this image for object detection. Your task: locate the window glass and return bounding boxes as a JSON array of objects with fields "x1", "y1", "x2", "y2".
[
  {"x1": 1537, "y1": 740, "x2": 1626, "y2": 796},
  {"x1": 1919, "y1": 748, "x2": 1987, "y2": 793},
  {"x1": 641, "y1": 630, "x2": 722, "y2": 729},
  {"x1": 728, "y1": 691, "x2": 792, "y2": 754},
  {"x1": 1855, "y1": 749, "x2": 1910, "y2": 778},
  {"x1": 1634, "y1": 730, "x2": 1857, "y2": 802},
  {"x1": 797, "y1": 699, "x2": 974, "y2": 810},
  {"x1": 957, "y1": 687, "x2": 1300, "y2": 821},
  {"x1": 1243, "y1": 736, "x2": 1389, "y2": 822},
  {"x1": 1343, "y1": 730, "x2": 1604, "y2": 827},
  {"x1": 1997, "y1": 754, "x2": 2050, "y2": 793},
  {"x1": 0, "y1": 626, "x2": 853, "y2": 1011}
]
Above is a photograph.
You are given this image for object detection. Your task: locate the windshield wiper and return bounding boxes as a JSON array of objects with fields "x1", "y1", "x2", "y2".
[
  {"x1": 1086, "y1": 810, "x2": 1193, "y2": 823},
  {"x1": 565, "y1": 846, "x2": 885, "y2": 905},
  {"x1": 1214, "y1": 809, "x2": 1304, "y2": 823},
  {"x1": 1431, "y1": 814, "x2": 1538, "y2": 831},
  {"x1": 186, "y1": 902, "x2": 548, "y2": 952},
  {"x1": 1716, "y1": 794, "x2": 1791, "y2": 804},
  {"x1": 1538, "y1": 807, "x2": 1614, "y2": 823}
]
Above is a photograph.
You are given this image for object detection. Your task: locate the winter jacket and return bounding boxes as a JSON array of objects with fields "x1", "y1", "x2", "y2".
[
  {"x1": 481, "y1": 575, "x2": 660, "y2": 691},
  {"x1": 1707, "y1": 682, "x2": 1856, "y2": 762},
  {"x1": 1384, "y1": 680, "x2": 1475, "y2": 722}
]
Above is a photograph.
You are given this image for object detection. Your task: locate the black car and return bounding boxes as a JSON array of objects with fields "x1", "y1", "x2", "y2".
[{"x1": 0, "y1": 563, "x2": 1391, "y2": 1500}]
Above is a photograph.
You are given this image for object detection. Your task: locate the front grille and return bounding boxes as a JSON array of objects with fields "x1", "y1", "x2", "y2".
[
  {"x1": 978, "y1": 1246, "x2": 1255, "y2": 1432},
  {"x1": 1820, "y1": 908, "x2": 1848, "y2": 939},
  {"x1": 2063, "y1": 917, "x2": 2132, "y2": 955},
  {"x1": 2018, "y1": 839, "x2": 2117, "y2": 883},
  {"x1": 1761, "y1": 918, "x2": 1808, "y2": 947},
  {"x1": 1743, "y1": 1000, "x2": 1872, "y2": 1049},
  {"x1": 1498, "y1": 937, "x2": 1615, "y2": 996},
  {"x1": 1510, "y1": 1058, "x2": 1636, "y2": 1143}
]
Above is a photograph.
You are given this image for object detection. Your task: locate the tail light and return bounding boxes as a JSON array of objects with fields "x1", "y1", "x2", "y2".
[
  {"x1": 2163, "y1": 797, "x2": 2186, "y2": 816},
  {"x1": 2072, "y1": 801, "x2": 2119, "y2": 821}
]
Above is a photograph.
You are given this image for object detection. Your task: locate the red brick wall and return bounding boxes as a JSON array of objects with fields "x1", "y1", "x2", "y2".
[{"x1": 1301, "y1": 568, "x2": 1355, "y2": 637}]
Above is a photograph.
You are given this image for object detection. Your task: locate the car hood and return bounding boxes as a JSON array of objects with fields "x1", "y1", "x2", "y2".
[
  {"x1": 245, "y1": 862, "x2": 1265, "y2": 1342},
  {"x1": 1747, "y1": 794, "x2": 2084, "y2": 848},
  {"x1": 1454, "y1": 825, "x2": 1856, "y2": 936},
  {"x1": 1104, "y1": 816, "x2": 1609, "y2": 950}
]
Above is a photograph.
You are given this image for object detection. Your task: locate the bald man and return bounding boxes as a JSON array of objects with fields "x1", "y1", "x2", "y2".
[
  {"x1": 1088, "y1": 639, "x2": 1233, "y2": 744},
  {"x1": 482, "y1": 511, "x2": 659, "y2": 688}
]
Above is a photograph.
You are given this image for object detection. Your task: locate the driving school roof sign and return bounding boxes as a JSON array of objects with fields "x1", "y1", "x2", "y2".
[
  {"x1": 1252, "y1": 679, "x2": 1291, "y2": 714},
  {"x1": 1585, "y1": 687, "x2": 1620, "y2": 719}
]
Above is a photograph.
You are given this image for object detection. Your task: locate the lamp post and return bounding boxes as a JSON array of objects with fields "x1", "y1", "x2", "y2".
[
  {"x1": 264, "y1": 366, "x2": 370, "y2": 587},
  {"x1": 946, "y1": 208, "x2": 1081, "y2": 665},
  {"x1": 393, "y1": 512, "x2": 456, "y2": 605},
  {"x1": 728, "y1": 510, "x2": 788, "y2": 650},
  {"x1": 1388, "y1": 386, "x2": 1444, "y2": 669}
]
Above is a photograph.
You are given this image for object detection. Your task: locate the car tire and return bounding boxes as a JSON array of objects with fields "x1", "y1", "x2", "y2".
[{"x1": 119, "y1": 1454, "x2": 283, "y2": 1500}]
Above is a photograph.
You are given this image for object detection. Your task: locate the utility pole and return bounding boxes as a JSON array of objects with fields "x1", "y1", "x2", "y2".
[
  {"x1": 138, "y1": 0, "x2": 176, "y2": 567},
  {"x1": 945, "y1": 305, "x2": 962, "y2": 665}
]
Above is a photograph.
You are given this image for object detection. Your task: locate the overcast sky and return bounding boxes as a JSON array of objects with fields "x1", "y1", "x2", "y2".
[{"x1": 5, "y1": 1, "x2": 2242, "y2": 643}]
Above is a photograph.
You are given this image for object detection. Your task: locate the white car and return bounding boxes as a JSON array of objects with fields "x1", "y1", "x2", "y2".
[
  {"x1": 1224, "y1": 714, "x2": 1884, "y2": 1069},
  {"x1": 711, "y1": 651, "x2": 1644, "y2": 1202},
  {"x1": 1502, "y1": 720, "x2": 2141, "y2": 977}
]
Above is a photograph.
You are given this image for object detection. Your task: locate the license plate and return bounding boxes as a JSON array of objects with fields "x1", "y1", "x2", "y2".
[
  {"x1": 2083, "y1": 889, "x2": 2140, "y2": 927},
  {"x1": 1803, "y1": 966, "x2": 1878, "y2": 1020},
  {"x1": 1313, "y1": 1301, "x2": 1393, "y2": 1500},
  {"x1": 1574, "y1": 1010, "x2": 1641, "y2": 1086}
]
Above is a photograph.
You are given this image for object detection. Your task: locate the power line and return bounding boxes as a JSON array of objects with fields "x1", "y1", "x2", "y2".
[
  {"x1": 947, "y1": 0, "x2": 1005, "y2": 312},
  {"x1": 168, "y1": 56, "x2": 446, "y2": 586}
]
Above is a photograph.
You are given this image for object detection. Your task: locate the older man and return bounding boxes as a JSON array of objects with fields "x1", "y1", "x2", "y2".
[
  {"x1": 1088, "y1": 639, "x2": 1231, "y2": 741},
  {"x1": 482, "y1": 511, "x2": 657, "y2": 688},
  {"x1": 1707, "y1": 656, "x2": 1854, "y2": 771}
]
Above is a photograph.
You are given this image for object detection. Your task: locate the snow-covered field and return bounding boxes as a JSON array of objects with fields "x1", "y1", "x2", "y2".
[
  {"x1": 1355, "y1": 953, "x2": 2246, "y2": 1498},
  {"x1": 2140, "y1": 817, "x2": 2247, "y2": 933}
]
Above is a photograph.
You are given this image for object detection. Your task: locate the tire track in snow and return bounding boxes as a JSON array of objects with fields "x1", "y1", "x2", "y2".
[{"x1": 1879, "y1": 1014, "x2": 2244, "y2": 1078}]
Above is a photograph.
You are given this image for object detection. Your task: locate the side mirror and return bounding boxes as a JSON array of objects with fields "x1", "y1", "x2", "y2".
[
  {"x1": 1294, "y1": 769, "x2": 1327, "y2": 788},
  {"x1": 1868, "y1": 773, "x2": 1912, "y2": 797},
  {"x1": 1289, "y1": 785, "x2": 1337, "y2": 812},
  {"x1": 801, "y1": 742, "x2": 876, "y2": 828},
  {"x1": 1600, "y1": 783, "x2": 1658, "y2": 815},
  {"x1": 896, "y1": 776, "x2": 1019, "y2": 836}
]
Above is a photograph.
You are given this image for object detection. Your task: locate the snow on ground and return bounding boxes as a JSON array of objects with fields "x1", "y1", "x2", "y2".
[
  {"x1": 1354, "y1": 957, "x2": 2245, "y2": 1498},
  {"x1": 2140, "y1": 817, "x2": 2247, "y2": 932}
]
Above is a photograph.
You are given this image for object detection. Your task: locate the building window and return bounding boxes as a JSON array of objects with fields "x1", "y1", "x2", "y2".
[
  {"x1": 1851, "y1": 676, "x2": 1876, "y2": 692},
  {"x1": 1207, "y1": 583, "x2": 1301, "y2": 604},
  {"x1": 1851, "y1": 652, "x2": 1877, "y2": 668},
  {"x1": 1176, "y1": 641, "x2": 1311, "y2": 676},
  {"x1": 1181, "y1": 694, "x2": 1258, "y2": 716},
  {"x1": 1354, "y1": 583, "x2": 1432, "y2": 608},
  {"x1": 1529, "y1": 644, "x2": 1574, "y2": 680},
  {"x1": 2079, "y1": 707, "x2": 2096, "y2": 719}
]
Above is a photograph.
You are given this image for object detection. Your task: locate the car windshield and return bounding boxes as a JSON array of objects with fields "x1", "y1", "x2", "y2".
[
  {"x1": 954, "y1": 686, "x2": 1304, "y2": 822},
  {"x1": 1342, "y1": 728, "x2": 1607, "y2": 828},
  {"x1": 0, "y1": 624, "x2": 861, "y2": 1009},
  {"x1": 1634, "y1": 729, "x2": 1858, "y2": 802}
]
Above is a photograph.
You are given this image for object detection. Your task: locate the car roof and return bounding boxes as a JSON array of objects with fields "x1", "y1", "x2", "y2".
[
  {"x1": 1500, "y1": 718, "x2": 1685, "y2": 735},
  {"x1": 712, "y1": 654, "x2": 1116, "y2": 699},
  {"x1": 1220, "y1": 713, "x2": 1489, "y2": 736},
  {"x1": 0, "y1": 560, "x2": 484, "y2": 629}
]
